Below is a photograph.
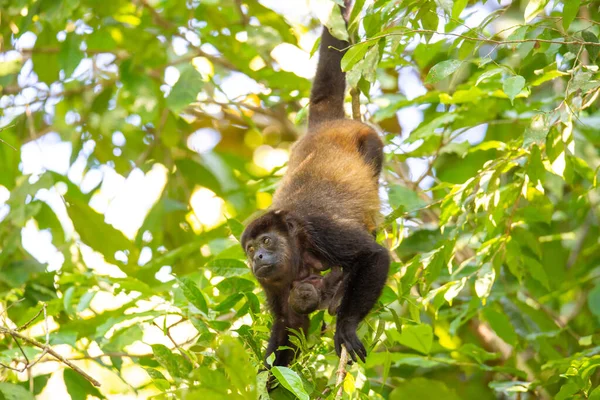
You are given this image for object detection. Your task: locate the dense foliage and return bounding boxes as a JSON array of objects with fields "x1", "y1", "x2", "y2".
[{"x1": 1, "y1": 0, "x2": 600, "y2": 398}]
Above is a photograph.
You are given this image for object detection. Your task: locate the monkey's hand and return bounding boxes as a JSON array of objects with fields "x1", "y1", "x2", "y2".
[{"x1": 334, "y1": 319, "x2": 366, "y2": 363}]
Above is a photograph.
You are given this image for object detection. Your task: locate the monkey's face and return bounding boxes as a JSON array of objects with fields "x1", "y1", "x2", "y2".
[
  {"x1": 243, "y1": 231, "x2": 289, "y2": 280},
  {"x1": 241, "y1": 210, "x2": 300, "y2": 285}
]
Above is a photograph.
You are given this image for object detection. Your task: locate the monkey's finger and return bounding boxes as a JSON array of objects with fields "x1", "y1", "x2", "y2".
[
  {"x1": 348, "y1": 339, "x2": 366, "y2": 363},
  {"x1": 346, "y1": 334, "x2": 366, "y2": 363},
  {"x1": 356, "y1": 343, "x2": 367, "y2": 363},
  {"x1": 346, "y1": 345, "x2": 358, "y2": 363}
]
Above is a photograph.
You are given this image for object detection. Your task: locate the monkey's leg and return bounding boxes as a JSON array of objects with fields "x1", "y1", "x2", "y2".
[
  {"x1": 334, "y1": 242, "x2": 389, "y2": 362},
  {"x1": 357, "y1": 129, "x2": 384, "y2": 177},
  {"x1": 306, "y1": 217, "x2": 390, "y2": 362}
]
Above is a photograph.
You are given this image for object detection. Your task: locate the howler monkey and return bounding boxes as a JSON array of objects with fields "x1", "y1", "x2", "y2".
[
  {"x1": 289, "y1": 267, "x2": 344, "y2": 315},
  {"x1": 241, "y1": 0, "x2": 389, "y2": 365}
]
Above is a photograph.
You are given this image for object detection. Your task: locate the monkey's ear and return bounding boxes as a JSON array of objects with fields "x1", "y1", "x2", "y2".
[
  {"x1": 285, "y1": 217, "x2": 296, "y2": 232},
  {"x1": 283, "y1": 213, "x2": 299, "y2": 233}
]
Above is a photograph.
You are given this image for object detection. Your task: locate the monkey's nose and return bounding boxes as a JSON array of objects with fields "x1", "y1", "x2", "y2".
[{"x1": 254, "y1": 249, "x2": 275, "y2": 267}]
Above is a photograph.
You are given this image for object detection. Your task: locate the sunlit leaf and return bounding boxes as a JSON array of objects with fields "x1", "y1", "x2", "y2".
[
  {"x1": 425, "y1": 60, "x2": 462, "y2": 84},
  {"x1": 398, "y1": 324, "x2": 433, "y2": 355},
  {"x1": 179, "y1": 278, "x2": 209, "y2": 314},
  {"x1": 503, "y1": 75, "x2": 526, "y2": 104},
  {"x1": 582, "y1": 31, "x2": 599, "y2": 61},
  {"x1": 563, "y1": 0, "x2": 581, "y2": 29},
  {"x1": 341, "y1": 41, "x2": 373, "y2": 72},
  {"x1": 524, "y1": 0, "x2": 549, "y2": 23},
  {"x1": 167, "y1": 66, "x2": 204, "y2": 114},
  {"x1": 271, "y1": 367, "x2": 310, "y2": 400},
  {"x1": 64, "y1": 369, "x2": 102, "y2": 400},
  {"x1": 475, "y1": 263, "x2": 495, "y2": 302}
]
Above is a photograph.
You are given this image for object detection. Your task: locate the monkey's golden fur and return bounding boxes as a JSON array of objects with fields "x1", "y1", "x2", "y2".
[{"x1": 272, "y1": 119, "x2": 382, "y2": 233}]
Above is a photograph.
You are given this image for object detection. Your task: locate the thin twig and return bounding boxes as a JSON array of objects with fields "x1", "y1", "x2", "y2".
[
  {"x1": 0, "y1": 124, "x2": 17, "y2": 151},
  {"x1": 335, "y1": 345, "x2": 349, "y2": 399},
  {"x1": 151, "y1": 321, "x2": 194, "y2": 366},
  {"x1": 350, "y1": 88, "x2": 361, "y2": 121},
  {"x1": 345, "y1": 28, "x2": 600, "y2": 51},
  {"x1": 17, "y1": 308, "x2": 44, "y2": 331}
]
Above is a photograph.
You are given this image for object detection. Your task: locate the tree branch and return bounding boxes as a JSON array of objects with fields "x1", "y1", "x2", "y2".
[
  {"x1": 334, "y1": 345, "x2": 349, "y2": 399},
  {"x1": 0, "y1": 327, "x2": 101, "y2": 387}
]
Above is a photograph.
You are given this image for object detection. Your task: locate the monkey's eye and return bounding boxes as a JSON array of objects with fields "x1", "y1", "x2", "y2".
[{"x1": 262, "y1": 237, "x2": 272, "y2": 246}]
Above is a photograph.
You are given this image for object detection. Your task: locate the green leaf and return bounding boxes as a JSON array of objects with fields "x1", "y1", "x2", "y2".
[
  {"x1": 63, "y1": 286, "x2": 76, "y2": 316},
  {"x1": 452, "y1": 0, "x2": 469, "y2": 18},
  {"x1": 422, "y1": 240, "x2": 455, "y2": 287},
  {"x1": 144, "y1": 368, "x2": 170, "y2": 391},
  {"x1": 425, "y1": 60, "x2": 462, "y2": 84},
  {"x1": 227, "y1": 218, "x2": 244, "y2": 242},
  {"x1": 582, "y1": 31, "x2": 599, "y2": 61},
  {"x1": 555, "y1": 381, "x2": 581, "y2": 400},
  {"x1": 523, "y1": 256, "x2": 550, "y2": 289},
  {"x1": 489, "y1": 381, "x2": 534, "y2": 394},
  {"x1": 60, "y1": 34, "x2": 84, "y2": 78},
  {"x1": 0, "y1": 59, "x2": 21, "y2": 77},
  {"x1": 214, "y1": 336, "x2": 256, "y2": 397},
  {"x1": 588, "y1": 285, "x2": 600, "y2": 317},
  {"x1": 458, "y1": 343, "x2": 500, "y2": 364},
  {"x1": 175, "y1": 159, "x2": 222, "y2": 196},
  {"x1": 589, "y1": 386, "x2": 600, "y2": 400},
  {"x1": 322, "y1": 2, "x2": 349, "y2": 41},
  {"x1": 341, "y1": 42, "x2": 373, "y2": 72},
  {"x1": 523, "y1": 114, "x2": 550, "y2": 147},
  {"x1": 408, "y1": 113, "x2": 458, "y2": 143},
  {"x1": 76, "y1": 290, "x2": 96, "y2": 313},
  {"x1": 531, "y1": 69, "x2": 568, "y2": 87},
  {"x1": 439, "y1": 87, "x2": 483, "y2": 104},
  {"x1": 398, "y1": 324, "x2": 433, "y2": 355},
  {"x1": 60, "y1": 177, "x2": 130, "y2": 264},
  {"x1": 475, "y1": 68, "x2": 503, "y2": 86},
  {"x1": 64, "y1": 369, "x2": 102, "y2": 400},
  {"x1": 444, "y1": 278, "x2": 467, "y2": 305},
  {"x1": 179, "y1": 278, "x2": 209, "y2": 314},
  {"x1": 475, "y1": 263, "x2": 495, "y2": 302},
  {"x1": 152, "y1": 344, "x2": 184, "y2": 379},
  {"x1": 214, "y1": 293, "x2": 244, "y2": 311},
  {"x1": 390, "y1": 378, "x2": 460, "y2": 400},
  {"x1": 388, "y1": 184, "x2": 427, "y2": 211},
  {"x1": 524, "y1": 0, "x2": 549, "y2": 23},
  {"x1": 434, "y1": 0, "x2": 453, "y2": 16},
  {"x1": 503, "y1": 75, "x2": 526, "y2": 104},
  {"x1": 32, "y1": 28, "x2": 60, "y2": 84},
  {"x1": 0, "y1": 383, "x2": 35, "y2": 400},
  {"x1": 167, "y1": 66, "x2": 204, "y2": 114},
  {"x1": 206, "y1": 259, "x2": 250, "y2": 277},
  {"x1": 562, "y1": 0, "x2": 581, "y2": 29},
  {"x1": 482, "y1": 307, "x2": 518, "y2": 346},
  {"x1": 271, "y1": 367, "x2": 310, "y2": 400}
]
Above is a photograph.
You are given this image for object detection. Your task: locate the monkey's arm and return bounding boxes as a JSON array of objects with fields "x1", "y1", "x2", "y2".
[
  {"x1": 308, "y1": 0, "x2": 352, "y2": 129},
  {"x1": 306, "y1": 217, "x2": 390, "y2": 362},
  {"x1": 323, "y1": 268, "x2": 345, "y2": 315},
  {"x1": 319, "y1": 267, "x2": 344, "y2": 314}
]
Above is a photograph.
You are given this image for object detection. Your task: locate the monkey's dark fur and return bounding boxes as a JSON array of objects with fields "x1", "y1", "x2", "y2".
[{"x1": 241, "y1": 0, "x2": 389, "y2": 366}]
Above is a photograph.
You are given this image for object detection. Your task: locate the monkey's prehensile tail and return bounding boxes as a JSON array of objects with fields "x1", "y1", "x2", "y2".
[{"x1": 308, "y1": 1, "x2": 352, "y2": 130}]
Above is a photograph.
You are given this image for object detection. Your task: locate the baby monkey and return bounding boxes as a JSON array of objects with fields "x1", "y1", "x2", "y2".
[{"x1": 289, "y1": 267, "x2": 344, "y2": 316}]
